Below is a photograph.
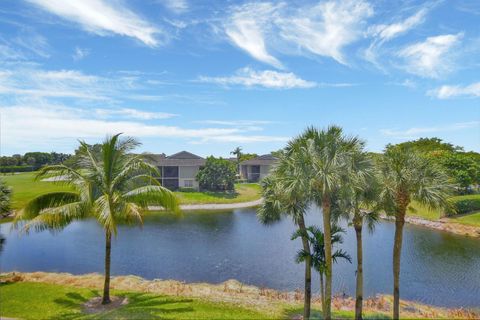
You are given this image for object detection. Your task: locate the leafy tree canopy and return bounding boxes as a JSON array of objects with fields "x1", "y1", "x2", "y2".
[{"x1": 196, "y1": 156, "x2": 236, "y2": 191}]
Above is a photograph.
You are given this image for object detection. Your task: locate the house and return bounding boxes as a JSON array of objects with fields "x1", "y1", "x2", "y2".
[
  {"x1": 240, "y1": 154, "x2": 278, "y2": 182},
  {"x1": 150, "y1": 151, "x2": 205, "y2": 190}
]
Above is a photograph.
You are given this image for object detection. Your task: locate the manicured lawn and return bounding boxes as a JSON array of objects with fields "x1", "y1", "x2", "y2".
[
  {"x1": 1, "y1": 172, "x2": 262, "y2": 211},
  {"x1": 0, "y1": 282, "x2": 269, "y2": 320},
  {"x1": 174, "y1": 183, "x2": 262, "y2": 205},
  {"x1": 449, "y1": 211, "x2": 480, "y2": 226},
  {"x1": 1, "y1": 172, "x2": 72, "y2": 210}
]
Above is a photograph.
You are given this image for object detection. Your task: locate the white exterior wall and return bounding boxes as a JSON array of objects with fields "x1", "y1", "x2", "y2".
[{"x1": 178, "y1": 166, "x2": 200, "y2": 189}]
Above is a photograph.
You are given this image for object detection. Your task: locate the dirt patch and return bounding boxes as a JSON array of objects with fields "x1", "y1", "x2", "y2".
[{"x1": 83, "y1": 296, "x2": 129, "y2": 314}]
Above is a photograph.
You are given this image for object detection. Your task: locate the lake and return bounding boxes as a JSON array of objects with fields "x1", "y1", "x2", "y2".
[{"x1": 1, "y1": 207, "x2": 479, "y2": 308}]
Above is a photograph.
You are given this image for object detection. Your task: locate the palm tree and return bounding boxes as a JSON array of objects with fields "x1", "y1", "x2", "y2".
[
  {"x1": 296, "y1": 126, "x2": 362, "y2": 320},
  {"x1": 257, "y1": 145, "x2": 313, "y2": 319},
  {"x1": 334, "y1": 150, "x2": 380, "y2": 320},
  {"x1": 377, "y1": 145, "x2": 453, "y2": 319},
  {"x1": 293, "y1": 225, "x2": 351, "y2": 315},
  {"x1": 230, "y1": 146, "x2": 242, "y2": 174},
  {"x1": 14, "y1": 134, "x2": 178, "y2": 305}
]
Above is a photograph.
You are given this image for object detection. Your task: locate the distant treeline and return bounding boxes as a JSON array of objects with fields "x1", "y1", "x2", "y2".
[{"x1": 0, "y1": 152, "x2": 71, "y2": 173}]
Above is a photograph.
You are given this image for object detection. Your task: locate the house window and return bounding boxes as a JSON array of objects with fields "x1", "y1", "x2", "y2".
[{"x1": 184, "y1": 180, "x2": 194, "y2": 188}]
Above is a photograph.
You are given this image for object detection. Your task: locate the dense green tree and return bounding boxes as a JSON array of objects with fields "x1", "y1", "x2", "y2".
[
  {"x1": 239, "y1": 153, "x2": 258, "y2": 162},
  {"x1": 14, "y1": 134, "x2": 178, "y2": 304},
  {"x1": 197, "y1": 156, "x2": 236, "y2": 191},
  {"x1": 0, "y1": 179, "x2": 12, "y2": 218},
  {"x1": 394, "y1": 137, "x2": 462, "y2": 153},
  {"x1": 377, "y1": 145, "x2": 454, "y2": 319}
]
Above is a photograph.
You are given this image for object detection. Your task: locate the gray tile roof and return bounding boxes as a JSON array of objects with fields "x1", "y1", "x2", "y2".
[
  {"x1": 240, "y1": 154, "x2": 278, "y2": 166},
  {"x1": 150, "y1": 151, "x2": 205, "y2": 166}
]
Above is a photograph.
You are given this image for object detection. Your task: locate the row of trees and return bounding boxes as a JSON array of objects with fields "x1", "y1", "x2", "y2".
[
  {"x1": 0, "y1": 152, "x2": 70, "y2": 170},
  {"x1": 258, "y1": 127, "x2": 453, "y2": 320}
]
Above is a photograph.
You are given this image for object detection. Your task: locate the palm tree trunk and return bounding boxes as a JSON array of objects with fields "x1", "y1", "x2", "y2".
[
  {"x1": 393, "y1": 213, "x2": 405, "y2": 320},
  {"x1": 102, "y1": 230, "x2": 112, "y2": 305},
  {"x1": 297, "y1": 214, "x2": 311, "y2": 320},
  {"x1": 354, "y1": 216, "x2": 363, "y2": 320},
  {"x1": 320, "y1": 273, "x2": 326, "y2": 315},
  {"x1": 322, "y1": 196, "x2": 332, "y2": 320}
]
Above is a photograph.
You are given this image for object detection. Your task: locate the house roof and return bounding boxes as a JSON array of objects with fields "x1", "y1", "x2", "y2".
[
  {"x1": 150, "y1": 151, "x2": 206, "y2": 166},
  {"x1": 240, "y1": 154, "x2": 278, "y2": 166}
]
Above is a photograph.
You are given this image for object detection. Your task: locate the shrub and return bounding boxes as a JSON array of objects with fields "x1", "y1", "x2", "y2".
[
  {"x1": 446, "y1": 194, "x2": 480, "y2": 216},
  {"x1": 197, "y1": 156, "x2": 236, "y2": 191}
]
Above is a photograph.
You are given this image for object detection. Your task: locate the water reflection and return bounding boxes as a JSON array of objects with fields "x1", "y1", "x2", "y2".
[{"x1": 1, "y1": 208, "x2": 479, "y2": 308}]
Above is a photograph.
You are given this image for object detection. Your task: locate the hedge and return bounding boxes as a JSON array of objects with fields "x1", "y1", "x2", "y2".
[
  {"x1": 447, "y1": 194, "x2": 480, "y2": 216},
  {"x1": 0, "y1": 165, "x2": 35, "y2": 173}
]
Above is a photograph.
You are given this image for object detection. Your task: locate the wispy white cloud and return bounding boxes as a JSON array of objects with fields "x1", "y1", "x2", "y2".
[
  {"x1": 381, "y1": 121, "x2": 479, "y2": 138},
  {"x1": 160, "y1": 0, "x2": 188, "y2": 14},
  {"x1": 0, "y1": 104, "x2": 287, "y2": 152},
  {"x1": 94, "y1": 108, "x2": 177, "y2": 120},
  {"x1": 26, "y1": 0, "x2": 162, "y2": 46},
  {"x1": 398, "y1": 33, "x2": 463, "y2": 78},
  {"x1": 198, "y1": 67, "x2": 316, "y2": 89},
  {"x1": 224, "y1": 0, "x2": 372, "y2": 68},
  {"x1": 72, "y1": 47, "x2": 89, "y2": 61},
  {"x1": 13, "y1": 30, "x2": 50, "y2": 58},
  {"x1": 369, "y1": 8, "x2": 427, "y2": 42},
  {"x1": 196, "y1": 120, "x2": 273, "y2": 126},
  {"x1": 225, "y1": 2, "x2": 283, "y2": 68},
  {"x1": 364, "y1": 7, "x2": 429, "y2": 68},
  {"x1": 428, "y1": 82, "x2": 480, "y2": 99}
]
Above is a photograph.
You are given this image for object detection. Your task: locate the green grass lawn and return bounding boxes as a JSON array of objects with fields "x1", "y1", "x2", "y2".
[
  {"x1": 1, "y1": 172, "x2": 73, "y2": 210},
  {"x1": 449, "y1": 211, "x2": 480, "y2": 226},
  {"x1": 174, "y1": 183, "x2": 261, "y2": 205},
  {"x1": 1, "y1": 172, "x2": 262, "y2": 210},
  {"x1": 0, "y1": 281, "x2": 269, "y2": 320}
]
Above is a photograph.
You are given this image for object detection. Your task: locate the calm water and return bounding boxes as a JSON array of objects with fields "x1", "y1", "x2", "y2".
[{"x1": 1, "y1": 208, "x2": 479, "y2": 308}]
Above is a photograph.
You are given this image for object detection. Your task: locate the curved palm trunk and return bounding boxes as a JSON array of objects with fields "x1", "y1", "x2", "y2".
[
  {"x1": 297, "y1": 214, "x2": 312, "y2": 320},
  {"x1": 393, "y1": 215, "x2": 405, "y2": 320},
  {"x1": 322, "y1": 196, "x2": 332, "y2": 320},
  {"x1": 354, "y1": 216, "x2": 363, "y2": 320},
  {"x1": 102, "y1": 230, "x2": 112, "y2": 305}
]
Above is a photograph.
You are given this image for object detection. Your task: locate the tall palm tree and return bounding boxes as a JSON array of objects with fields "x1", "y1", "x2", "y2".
[
  {"x1": 334, "y1": 149, "x2": 380, "y2": 320},
  {"x1": 230, "y1": 146, "x2": 242, "y2": 174},
  {"x1": 297, "y1": 126, "x2": 362, "y2": 320},
  {"x1": 377, "y1": 145, "x2": 453, "y2": 319},
  {"x1": 293, "y1": 225, "x2": 351, "y2": 314},
  {"x1": 258, "y1": 145, "x2": 313, "y2": 319},
  {"x1": 14, "y1": 134, "x2": 178, "y2": 304}
]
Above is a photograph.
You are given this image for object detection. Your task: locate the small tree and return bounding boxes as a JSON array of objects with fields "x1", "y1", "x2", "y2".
[
  {"x1": 0, "y1": 179, "x2": 12, "y2": 218},
  {"x1": 230, "y1": 146, "x2": 242, "y2": 174},
  {"x1": 197, "y1": 156, "x2": 236, "y2": 191}
]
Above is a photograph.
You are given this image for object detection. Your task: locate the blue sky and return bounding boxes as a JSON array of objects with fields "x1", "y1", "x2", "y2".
[{"x1": 0, "y1": 0, "x2": 479, "y2": 156}]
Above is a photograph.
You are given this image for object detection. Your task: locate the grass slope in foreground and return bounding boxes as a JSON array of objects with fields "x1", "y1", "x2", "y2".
[
  {"x1": 0, "y1": 282, "x2": 268, "y2": 320},
  {"x1": 1, "y1": 172, "x2": 262, "y2": 210}
]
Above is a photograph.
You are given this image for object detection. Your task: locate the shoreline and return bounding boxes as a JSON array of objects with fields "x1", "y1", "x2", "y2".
[
  {"x1": 3, "y1": 197, "x2": 479, "y2": 238},
  {"x1": 1, "y1": 271, "x2": 478, "y2": 319}
]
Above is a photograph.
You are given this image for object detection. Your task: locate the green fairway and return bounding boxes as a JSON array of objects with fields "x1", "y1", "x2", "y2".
[
  {"x1": 1, "y1": 172, "x2": 71, "y2": 210},
  {"x1": 1, "y1": 172, "x2": 262, "y2": 210},
  {"x1": 0, "y1": 282, "x2": 269, "y2": 320}
]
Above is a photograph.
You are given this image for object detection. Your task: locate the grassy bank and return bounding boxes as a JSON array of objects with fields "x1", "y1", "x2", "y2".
[
  {"x1": 0, "y1": 281, "x2": 267, "y2": 320},
  {"x1": 1, "y1": 272, "x2": 478, "y2": 319},
  {"x1": 1, "y1": 172, "x2": 262, "y2": 210},
  {"x1": 407, "y1": 195, "x2": 480, "y2": 227}
]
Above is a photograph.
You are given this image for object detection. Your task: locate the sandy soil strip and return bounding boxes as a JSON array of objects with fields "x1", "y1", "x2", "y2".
[{"x1": 149, "y1": 198, "x2": 263, "y2": 211}]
